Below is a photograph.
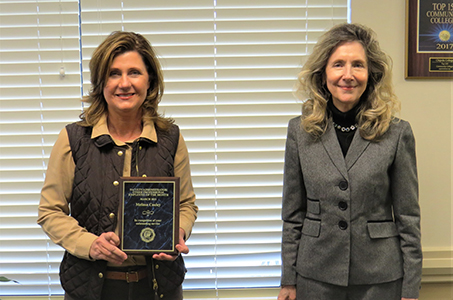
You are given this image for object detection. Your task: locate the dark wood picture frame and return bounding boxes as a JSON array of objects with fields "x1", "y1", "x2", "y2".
[{"x1": 406, "y1": 0, "x2": 453, "y2": 79}]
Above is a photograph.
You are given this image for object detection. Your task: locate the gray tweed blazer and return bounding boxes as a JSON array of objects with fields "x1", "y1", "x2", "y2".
[{"x1": 280, "y1": 116, "x2": 422, "y2": 298}]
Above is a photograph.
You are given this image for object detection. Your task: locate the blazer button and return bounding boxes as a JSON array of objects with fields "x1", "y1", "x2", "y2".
[
  {"x1": 339, "y1": 181, "x2": 348, "y2": 190},
  {"x1": 338, "y1": 201, "x2": 348, "y2": 211},
  {"x1": 338, "y1": 220, "x2": 348, "y2": 230}
]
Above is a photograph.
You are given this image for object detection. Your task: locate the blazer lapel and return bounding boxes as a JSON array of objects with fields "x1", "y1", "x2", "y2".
[
  {"x1": 345, "y1": 130, "x2": 370, "y2": 170},
  {"x1": 321, "y1": 124, "x2": 348, "y2": 179}
]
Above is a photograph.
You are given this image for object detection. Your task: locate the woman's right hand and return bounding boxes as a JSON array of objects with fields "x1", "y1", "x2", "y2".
[
  {"x1": 277, "y1": 285, "x2": 296, "y2": 300},
  {"x1": 89, "y1": 232, "x2": 128, "y2": 265}
]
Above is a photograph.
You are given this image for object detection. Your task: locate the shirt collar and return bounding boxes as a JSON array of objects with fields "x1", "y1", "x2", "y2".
[{"x1": 91, "y1": 113, "x2": 158, "y2": 145}]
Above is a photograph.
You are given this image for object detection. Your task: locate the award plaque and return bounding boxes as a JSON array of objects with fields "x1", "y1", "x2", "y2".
[
  {"x1": 119, "y1": 177, "x2": 180, "y2": 255},
  {"x1": 406, "y1": 0, "x2": 453, "y2": 78}
]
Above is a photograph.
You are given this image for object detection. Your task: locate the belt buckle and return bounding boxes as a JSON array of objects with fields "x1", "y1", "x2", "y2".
[{"x1": 126, "y1": 271, "x2": 139, "y2": 283}]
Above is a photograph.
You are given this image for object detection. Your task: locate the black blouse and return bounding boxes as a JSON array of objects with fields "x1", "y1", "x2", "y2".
[{"x1": 327, "y1": 100, "x2": 359, "y2": 157}]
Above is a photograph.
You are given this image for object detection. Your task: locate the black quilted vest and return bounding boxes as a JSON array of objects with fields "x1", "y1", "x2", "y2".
[{"x1": 60, "y1": 122, "x2": 185, "y2": 300}]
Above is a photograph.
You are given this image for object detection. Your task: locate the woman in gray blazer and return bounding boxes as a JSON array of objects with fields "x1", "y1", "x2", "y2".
[{"x1": 278, "y1": 23, "x2": 422, "y2": 300}]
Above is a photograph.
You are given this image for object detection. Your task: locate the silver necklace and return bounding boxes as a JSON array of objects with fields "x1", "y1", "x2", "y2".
[{"x1": 333, "y1": 121, "x2": 358, "y2": 132}]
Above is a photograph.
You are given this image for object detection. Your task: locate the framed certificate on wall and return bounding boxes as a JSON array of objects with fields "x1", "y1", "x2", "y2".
[{"x1": 406, "y1": 0, "x2": 453, "y2": 78}]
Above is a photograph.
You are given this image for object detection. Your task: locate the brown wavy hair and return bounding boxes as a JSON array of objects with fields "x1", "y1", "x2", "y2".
[
  {"x1": 79, "y1": 31, "x2": 173, "y2": 131},
  {"x1": 295, "y1": 23, "x2": 400, "y2": 141}
]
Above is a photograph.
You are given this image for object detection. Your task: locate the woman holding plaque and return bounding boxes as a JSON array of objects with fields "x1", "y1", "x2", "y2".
[
  {"x1": 38, "y1": 31, "x2": 198, "y2": 300},
  {"x1": 278, "y1": 23, "x2": 422, "y2": 300}
]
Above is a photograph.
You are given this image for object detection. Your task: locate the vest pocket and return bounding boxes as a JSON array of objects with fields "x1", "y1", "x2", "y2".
[
  {"x1": 367, "y1": 221, "x2": 398, "y2": 239},
  {"x1": 302, "y1": 218, "x2": 321, "y2": 237}
]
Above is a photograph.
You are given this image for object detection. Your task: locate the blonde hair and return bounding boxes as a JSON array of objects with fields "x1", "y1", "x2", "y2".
[
  {"x1": 80, "y1": 31, "x2": 173, "y2": 131},
  {"x1": 295, "y1": 23, "x2": 400, "y2": 141}
]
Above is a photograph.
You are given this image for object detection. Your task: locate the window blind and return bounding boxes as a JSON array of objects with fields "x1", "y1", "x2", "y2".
[
  {"x1": 207, "y1": 0, "x2": 347, "y2": 289},
  {"x1": 0, "y1": 0, "x2": 348, "y2": 296},
  {"x1": 80, "y1": 0, "x2": 348, "y2": 291},
  {"x1": 0, "y1": 0, "x2": 81, "y2": 295}
]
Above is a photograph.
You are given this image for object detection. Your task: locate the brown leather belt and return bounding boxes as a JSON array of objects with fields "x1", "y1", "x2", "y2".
[{"x1": 105, "y1": 268, "x2": 147, "y2": 283}]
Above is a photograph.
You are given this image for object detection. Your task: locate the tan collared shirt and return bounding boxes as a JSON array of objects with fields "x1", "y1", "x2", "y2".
[{"x1": 38, "y1": 115, "x2": 197, "y2": 266}]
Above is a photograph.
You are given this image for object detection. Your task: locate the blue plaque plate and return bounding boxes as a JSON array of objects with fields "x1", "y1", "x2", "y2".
[{"x1": 119, "y1": 177, "x2": 180, "y2": 255}]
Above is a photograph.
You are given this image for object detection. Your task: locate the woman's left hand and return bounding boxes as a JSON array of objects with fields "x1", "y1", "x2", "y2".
[{"x1": 152, "y1": 228, "x2": 189, "y2": 261}]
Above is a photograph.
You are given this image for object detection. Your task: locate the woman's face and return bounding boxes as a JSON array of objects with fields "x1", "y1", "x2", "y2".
[
  {"x1": 325, "y1": 41, "x2": 368, "y2": 112},
  {"x1": 103, "y1": 51, "x2": 150, "y2": 117}
]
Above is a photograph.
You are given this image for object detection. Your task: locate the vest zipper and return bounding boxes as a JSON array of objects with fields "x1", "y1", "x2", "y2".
[
  {"x1": 151, "y1": 259, "x2": 159, "y2": 299},
  {"x1": 135, "y1": 140, "x2": 140, "y2": 176}
]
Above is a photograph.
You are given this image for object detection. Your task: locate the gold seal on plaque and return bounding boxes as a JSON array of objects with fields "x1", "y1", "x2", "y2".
[
  {"x1": 140, "y1": 228, "x2": 156, "y2": 243},
  {"x1": 439, "y1": 30, "x2": 450, "y2": 42}
]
